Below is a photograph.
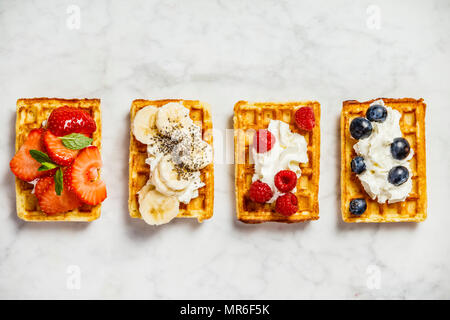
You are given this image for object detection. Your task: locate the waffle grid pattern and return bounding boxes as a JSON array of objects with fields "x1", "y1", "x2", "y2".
[
  {"x1": 128, "y1": 99, "x2": 214, "y2": 222},
  {"x1": 341, "y1": 98, "x2": 427, "y2": 223},
  {"x1": 14, "y1": 98, "x2": 102, "y2": 221},
  {"x1": 234, "y1": 101, "x2": 320, "y2": 223}
]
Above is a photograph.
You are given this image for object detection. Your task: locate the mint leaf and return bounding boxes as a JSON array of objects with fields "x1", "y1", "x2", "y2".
[
  {"x1": 30, "y1": 150, "x2": 52, "y2": 163},
  {"x1": 38, "y1": 162, "x2": 58, "y2": 172},
  {"x1": 60, "y1": 133, "x2": 93, "y2": 150},
  {"x1": 54, "y1": 168, "x2": 63, "y2": 196}
]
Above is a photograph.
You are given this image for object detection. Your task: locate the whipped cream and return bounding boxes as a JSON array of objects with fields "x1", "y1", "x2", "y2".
[
  {"x1": 354, "y1": 100, "x2": 414, "y2": 203},
  {"x1": 252, "y1": 120, "x2": 308, "y2": 203}
]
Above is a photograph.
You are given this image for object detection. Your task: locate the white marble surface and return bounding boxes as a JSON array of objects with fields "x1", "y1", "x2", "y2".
[{"x1": 0, "y1": 0, "x2": 449, "y2": 299}]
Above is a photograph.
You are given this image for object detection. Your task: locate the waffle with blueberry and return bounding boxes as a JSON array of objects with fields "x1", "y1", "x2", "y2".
[{"x1": 341, "y1": 98, "x2": 427, "y2": 223}]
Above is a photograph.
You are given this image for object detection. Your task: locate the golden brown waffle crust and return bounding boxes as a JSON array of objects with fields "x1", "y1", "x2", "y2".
[
  {"x1": 341, "y1": 98, "x2": 427, "y2": 223},
  {"x1": 234, "y1": 101, "x2": 320, "y2": 223},
  {"x1": 14, "y1": 98, "x2": 102, "y2": 222},
  {"x1": 128, "y1": 99, "x2": 214, "y2": 223}
]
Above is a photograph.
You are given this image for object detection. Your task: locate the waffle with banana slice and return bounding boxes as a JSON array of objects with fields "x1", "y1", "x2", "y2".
[
  {"x1": 341, "y1": 98, "x2": 427, "y2": 223},
  {"x1": 128, "y1": 99, "x2": 214, "y2": 223},
  {"x1": 234, "y1": 101, "x2": 321, "y2": 223},
  {"x1": 14, "y1": 98, "x2": 102, "y2": 221}
]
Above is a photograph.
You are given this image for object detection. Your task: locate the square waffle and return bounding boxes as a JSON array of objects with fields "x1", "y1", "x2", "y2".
[
  {"x1": 14, "y1": 98, "x2": 102, "y2": 222},
  {"x1": 234, "y1": 101, "x2": 321, "y2": 223},
  {"x1": 341, "y1": 98, "x2": 427, "y2": 223},
  {"x1": 128, "y1": 99, "x2": 214, "y2": 222}
]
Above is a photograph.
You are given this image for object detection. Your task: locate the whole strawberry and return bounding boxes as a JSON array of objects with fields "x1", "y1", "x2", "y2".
[{"x1": 47, "y1": 106, "x2": 96, "y2": 137}]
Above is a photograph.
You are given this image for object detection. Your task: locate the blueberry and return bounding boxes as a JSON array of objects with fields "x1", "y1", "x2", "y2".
[
  {"x1": 366, "y1": 104, "x2": 387, "y2": 122},
  {"x1": 349, "y1": 117, "x2": 372, "y2": 140},
  {"x1": 349, "y1": 198, "x2": 367, "y2": 215},
  {"x1": 388, "y1": 166, "x2": 409, "y2": 186},
  {"x1": 390, "y1": 137, "x2": 410, "y2": 160},
  {"x1": 351, "y1": 156, "x2": 366, "y2": 174}
]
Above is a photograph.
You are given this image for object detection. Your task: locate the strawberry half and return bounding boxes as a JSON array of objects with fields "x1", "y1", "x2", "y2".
[
  {"x1": 34, "y1": 176, "x2": 54, "y2": 199},
  {"x1": 10, "y1": 128, "x2": 49, "y2": 182},
  {"x1": 37, "y1": 179, "x2": 82, "y2": 215},
  {"x1": 47, "y1": 106, "x2": 96, "y2": 137},
  {"x1": 64, "y1": 146, "x2": 107, "y2": 205},
  {"x1": 43, "y1": 130, "x2": 79, "y2": 166}
]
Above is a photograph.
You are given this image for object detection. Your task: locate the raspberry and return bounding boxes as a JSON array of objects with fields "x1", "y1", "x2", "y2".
[
  {"x1": 274, "y1": 170, "x2": 297, "y2": 192},
  {"x1": 249, "y1": 180, "x2": 273, "y2": 203},
  {"x1": 294, "y1": 107, "x2": 315, "y2": 131},
  {"x1": 253, "y1": 129, "x2": 276, "y2": 153},
  {"x1": 275, "y1": 193, "x2": 298, "y2": 216}
]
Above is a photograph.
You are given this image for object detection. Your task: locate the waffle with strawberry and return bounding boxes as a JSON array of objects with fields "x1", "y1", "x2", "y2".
[{"x1": 11, "y1": 98, "x2": 106, "y2": 221}]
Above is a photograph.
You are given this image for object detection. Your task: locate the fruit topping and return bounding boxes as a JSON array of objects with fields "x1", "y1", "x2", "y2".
[
  {"x1": 253, "y1": 129, "x2": 275, "y2": 153},
  {"x1": 349, "y1": 198, "x2": 367, "y2": 215},
  {"x1": 275, "y1": 192, "x2": 298, "y2": 216},
  {"x1": 64, "y1": 146, "x2": 107, "y2": 205},
  {"x1": 351, "y1": 156, "x2": 366, "y2": 174},
  {"x1": 138, "y1": 183, "x2": 180, "y2": 226},
  {"x1": 388, "y1": 166, "x2": 409, "y2": 186},
  {"x1": 47, "y1": 106, "x2": 96, "y2": 137},
  {"x1": 43, "y1": 130, "x2": 79, "y2": 166},
  {"x1": 249, "y1": 180, "x2": 273, "y2": 203},
  {"x1": 274, "y1": 170, "x2": 297, "y2": 193},
  {"x1": 10, "y1": 129, "x2": 49, "y2": 182},
  {"x1": 37, "y1": 178, "x2": 82, "y2": 215},
  {"x1": 34, "y1": 176, "x2": 54, "y2": 199},
  {"x1": 294, "y1": 107, "x2": 315, "y2": 131},
  {"x1": 390, "y1": 137, "x2": 410, "y2": 160},
  {"x1": 156, "y1": 102, "x2": 193, "y2": 141},
  {"x1": 366, "y1": 104, "x2": 387, "y2": 122},
  {"x1": 349, "y1": 117, "x2": 372, "y2": 140}
]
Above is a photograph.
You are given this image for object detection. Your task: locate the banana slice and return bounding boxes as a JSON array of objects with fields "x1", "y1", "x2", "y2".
[
  {"x1": 138, "y1": 183, "x2": 179, "y2": 225},
  {"x1": 158, "y1": 155, "x2": 191, "y2": 190},
  {"x1": 132, "y1": 105, "x2": 159, "y2": 144},
  {"x1": 150, "y1": 164, "x2": 177, "y2": 196},
  {"x1": 174, "y1": 138, "x2": 212, "y2": 171},
  {"x1": 156, "y1": 102, "x2": 193, "y2": 141}
]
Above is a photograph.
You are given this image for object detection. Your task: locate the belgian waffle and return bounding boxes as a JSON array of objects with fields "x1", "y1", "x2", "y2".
[
  {"x1": 341, "y1": 98, "x2": 427, "y2": 223},
  {"x1": 234, "y1": 101, "x2": 321, "y2": 223},
  {"x1": 128, "y1": 99, "x2": 214, "y2": 222},
  {"x1": 14, "y1": 98, "x2": 102, "y2": 222}
]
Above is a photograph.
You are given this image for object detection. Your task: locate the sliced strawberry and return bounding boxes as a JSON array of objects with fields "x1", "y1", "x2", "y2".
[
  {"x1": 38, "y1": 179, "x2": 82, "y2": 215},
  {"x1": 43, "y1": 130, "x2": 79, "y2": 166},
  {"x1": 65, "y1": 146, "x2": 107, "y2": 205},
  {"x1": 10, "y1": 128, "x2": 48, "y2": 182},
  {"x1": 34, "y1": 177, "x2": 53, "y2": 199},
  {"x1": 47, "y1": 106, "x2": 96, "y2": 137}
]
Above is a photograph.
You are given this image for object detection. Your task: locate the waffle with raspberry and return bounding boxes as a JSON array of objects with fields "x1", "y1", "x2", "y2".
[{"x1": 234, "y1": 101, "x2": 321, "y2": 223}]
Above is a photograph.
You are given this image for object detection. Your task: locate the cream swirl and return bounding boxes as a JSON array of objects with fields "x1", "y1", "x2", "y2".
[
  {"x1": 252, "y1": 120, "x2": 308, "y2": 203},
  {"x1": 354, "y1": 100, "x2": 414, "y2": 203}
]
